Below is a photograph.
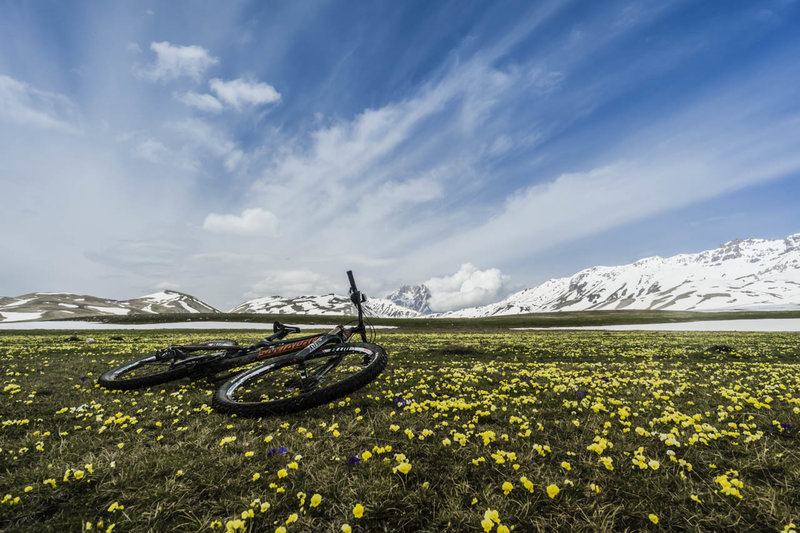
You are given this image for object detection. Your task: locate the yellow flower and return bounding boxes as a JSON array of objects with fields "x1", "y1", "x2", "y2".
[
  {"x1": 286, "y1": 513, "x2": 298, "y2": 524},
  {"x1": 288, "y1": 461, "x2": 299, "y2": 470},
  {"x1": 107, "y1": 502, "x2": 124, "y2": 512},
  {"x1": 484, "y1": 509, "x2": 500, "y2": 524},
  {"x1": 260, "y1": 502, "x2": 271, "y2": 513},
  {"x1": 353, "y1": 503, "x2": 365, "y2": 518},
  {"x1": 252, "y1": 473, "x2": 261, "y2": 482},
  {"x1": 245, "y1": 451, "x2": 255, "y2": 458},
  {"x1": 24, "y1": 486, "x2": 33, "y2": 493},
  {"x1": 310, "y1": 493, "x2": 322, "y2": 507},
  {"x1": 546, "y1": 484, "x2": 560, "y2": 499},
  {"x1": 275, "y1": 527, "x2": 286, "y2": 533},
  {"x1": 648, "y1": 460, "x2": 660, "y2": 470},
  {"x1": 690, "y1": 494, "x2": 703, "y2": 504},
  {"x1": 176, "y1": 470, "x2": 184, "y2": 477},
  {"x1": 342, "y1": 525, "x2": 352, "y2": 533},
  {"x1": 498, "y1": 526, "x2": 510, "y2": 533},
  {"x1": 561, "y1": 461, "x2": 571, "y2": 471},
  {"x1": 502, "y1": 482, "x2": 513, "y2": 495},
  {"x1": 649, "y1": 514, "x2": 659, "y2": 524},
  {"x1": 362, "y1": 451, "x2": 372, "y2": 461},
  {"x1": 396, "y1": 462, "x2": 412, "y2": 475},
  {"x1": 481, "y1": 518, "x2": 494, "y2": 532},
  {"x1": 277, "y1": 469, "x2": 288, "y2": 479}
]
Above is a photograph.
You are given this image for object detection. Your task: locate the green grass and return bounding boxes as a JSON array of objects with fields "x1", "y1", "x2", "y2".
[
  {"x1": 1, "y1": 330, "x2": 799, "y2": 532},
  {"x1": 53, "y1": 308, "x2": 800, "y2": 332}
]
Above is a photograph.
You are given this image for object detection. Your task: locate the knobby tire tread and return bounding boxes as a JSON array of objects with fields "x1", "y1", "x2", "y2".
[{"x1": 98, "y1": 353, "x2": 193, "y2": 391}]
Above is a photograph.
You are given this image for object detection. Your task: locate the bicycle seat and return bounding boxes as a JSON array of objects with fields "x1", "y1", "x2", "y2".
[{"x1": 273, "y1": 321, "x2": 301, "y2": 335}]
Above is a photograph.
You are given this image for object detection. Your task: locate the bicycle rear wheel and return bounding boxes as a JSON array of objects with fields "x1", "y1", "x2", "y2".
[
  {"x1": 212, "y1": 342, "x2": 387, "y2": 417},
  {"x1": 98, "y1": 352, "x2": 195, "y2": 390}
]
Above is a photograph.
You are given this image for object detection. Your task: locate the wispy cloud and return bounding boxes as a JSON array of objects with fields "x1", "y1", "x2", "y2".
[
  {"x1": 175, "y1": 91, "x2": 224, "y2": 112},
  {"x1": 203, "y1": 208, "x2": 279, "y2": 237},
  {"x1": 0, "y1": 75, "x2": 81, "y2": 133},
  {"x1": 134, "y1": 41, "x2": 218, "y2": 82}
]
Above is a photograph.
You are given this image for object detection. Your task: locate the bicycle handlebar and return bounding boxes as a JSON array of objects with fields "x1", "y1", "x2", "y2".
[{"x1": 346, "y1": 270, "x2": 368, "y2": 342}]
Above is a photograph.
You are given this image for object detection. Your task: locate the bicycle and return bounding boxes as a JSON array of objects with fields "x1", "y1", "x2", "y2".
[{"x1": 98, "y1": 271, "x2": 387, "y2": 417}]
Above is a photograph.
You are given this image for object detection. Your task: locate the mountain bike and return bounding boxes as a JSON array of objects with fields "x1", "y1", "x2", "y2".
[{"x1": 98, "y1": 271, "x2": 387, "y2": 416}]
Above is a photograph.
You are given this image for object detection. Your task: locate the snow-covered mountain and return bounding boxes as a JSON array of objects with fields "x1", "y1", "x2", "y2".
[
  {"x1": 437, "y1": 234, "x2": 800, "y2": 317},
  {"x1": 385, "y1": 285, "x2": 432, "y2": 314},
  {"x1": 0, "y1": 291, "x2": 220, "y2": 322},
  {"x1": 228, "y1": 294, "x2": 421, "y2": 318}
]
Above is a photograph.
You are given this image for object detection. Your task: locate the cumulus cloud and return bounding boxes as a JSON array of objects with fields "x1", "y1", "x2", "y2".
[
  {"x1": 135, "y1": 41, "x2": 218, "y2": 82},
  {"x1": 249, "y1": 269, "x2": 330, "y2": 296},
  {"x1": 0, "y1": 75, "x2": 80, "y2": 133},
  {"x1": 175, "y1": 91, "x2": 223, "y2": 112},
  {"x1": 424, "y1": 264, "x2": 508, "y2": 312},
  {"x1": 209, "y1": 77, "x2": 281, "y2": 109},
  {"x1": 203, "y1": 208, "x2": 279, "y2": 236}
]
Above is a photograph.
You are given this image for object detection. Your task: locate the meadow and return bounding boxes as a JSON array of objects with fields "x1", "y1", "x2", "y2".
[{"x1": 1, "y1": 329, "x2": 799, "y2": 532}]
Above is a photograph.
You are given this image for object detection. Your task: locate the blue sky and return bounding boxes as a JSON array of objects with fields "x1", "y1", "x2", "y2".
[{"x1": 1, "y1": 0, "x2": 799, "y2": 311}]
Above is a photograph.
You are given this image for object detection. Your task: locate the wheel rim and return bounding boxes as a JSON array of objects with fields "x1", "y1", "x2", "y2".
[{"x1": 224, "y1": 345, "x2": 377, "y2": 405}]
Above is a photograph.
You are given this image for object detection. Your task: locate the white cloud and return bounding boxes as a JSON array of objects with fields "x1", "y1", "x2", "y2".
[
  {"x1": 424, "y1": 264, "x2": 508, "y2": 312},
  {"x1": 133, "y1": 138, "x2": 171, "y2": 164},
  {"x1": 209, "y1": 77, "x2": 281, "y2": 109},
  {"x1": 249, "y1": 269, "x2": 329, "y2": 296},
  {"x1": 0, "y1": 75, "x2": 81, "y2": 133},
  {"x1": 176, "y1": 91, "x2": 223, "y2": 112},
  {"x1": 203, "y1": 208, "x2": 279, "y2": 236},
  {"x1": 135, "y1": 41, "x2": 218, "y2": 82}
]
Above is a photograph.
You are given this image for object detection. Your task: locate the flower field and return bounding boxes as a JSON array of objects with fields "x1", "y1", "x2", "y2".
[{"x1": 1, "y1": 329, "x2": 799, "y2": 532}]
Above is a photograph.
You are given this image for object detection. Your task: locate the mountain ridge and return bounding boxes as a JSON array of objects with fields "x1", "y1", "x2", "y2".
[{"x1": 2, "y1": 233, "x2": 798, "y2": 322}]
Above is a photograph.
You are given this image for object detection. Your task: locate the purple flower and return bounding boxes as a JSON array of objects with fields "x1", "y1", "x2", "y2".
[
  {"x1": 348, "y1": 456, "x2": 361, "y2": 466},
  {"x1": 80, "y1": 377, "x2": 87, "y2": 382},
  {"x1": 278, "y1": 446, "x2": 288, "y2": 454},
  {"x1": 267, "y1": 448, "x2": 277, "y2": 457},
  {"x1": 780, "y1": 423, "x2": 792, "y2": 430}
]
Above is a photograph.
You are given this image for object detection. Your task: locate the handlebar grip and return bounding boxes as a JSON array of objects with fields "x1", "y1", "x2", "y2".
[{"x1": 347, "y1": 270, "x2": 357, "y2": 292}]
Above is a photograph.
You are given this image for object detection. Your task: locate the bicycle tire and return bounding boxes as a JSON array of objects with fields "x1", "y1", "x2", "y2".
[
  {"x1": 98, "y1": 352, "x2": 194, "y2": 390},
  {"x1": 211, "y1": 342, "x2": 387, "y2": 417}
]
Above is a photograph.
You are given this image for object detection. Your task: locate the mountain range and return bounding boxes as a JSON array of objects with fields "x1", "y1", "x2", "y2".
[{"x1": 1, "y1": 233, "x2": 798, "y2": 322}]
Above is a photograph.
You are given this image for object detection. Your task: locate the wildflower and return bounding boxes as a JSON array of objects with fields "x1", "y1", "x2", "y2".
[
  {"x1": 690, "y1": 494, "x2": 703, "y2": 504},
  {"x1": 286, "y1": 513, "x2": 298, "y2": 524},
  {"x1": 546, "y1": 484, "x2": 560, "y2": 499},
  {"x1": 648, "y1": 460, "x2": 660, "y2": 470},
  {"x1": 245, "y1": 451, "x2": 254, "y2": 458},
  {"x1": 396, "y1": 462, "x2": 412, "y2": 475},
  {"x1": 288, "y1": 461, "x2": 299, "y2": 470},
  {"x1": 219, "y1": 436, "x2": 236, "y2": 447},
  {"x1": 520, "y1": 476, "x2": 534, "y2": 493},
  {"x1": 481, "y1": 519, "x2": 494, "y2": 532},
  {"x1": 502, "y1": 482, "x2": 513, "y2": 495},
  {"x1": 649, "y1": 514, "x2": 659, "y2": 524},
  {"x1": 353, "y1": 503, "x2": 364, "y2": 518},
  {"x1": 498, "y1": 526, "x2": 510, "y2": 533},
  {"x1": 176, "y1": 470, "x2": 184, "y2": 477},
  {"x1": 44, "y1": 479, "x2": 56, "y2": 488},
  {"x1": 74, "y1": 470, "x2": 85, "y2": 480},
  {"x1": 275, "y1": 528, "x2": 286, "y2": 533},
  {"x1": 252, "y1": 473, "x2": 261, "y2": 482},
  {"x1": 210, "y1": 520, "x2": 222, "y2": 529},
  {"x1": 277, "y1": 469, "x2": 288, "y2": 479},
  {"x1": 107, "y1": 501, "x2": 124, "y2": 512},
  {"x1": 348, "y1": 456, "x2": 361, "y2": 466},
  {"x1": 342, "y1": 525, "x2": 352, "y2": 533},
  {"x1": 561, "y1": 461, "x2": 571, "y2": 471},
  {"x1": 260, "y1": 502, "x2": 271, "y2": 513},
  {"x1": 310, "y1": 493, "x2": 322, "y2": 507},
  {"x1": 24, "y1": 486, "x2": 33, "y2": 493}
]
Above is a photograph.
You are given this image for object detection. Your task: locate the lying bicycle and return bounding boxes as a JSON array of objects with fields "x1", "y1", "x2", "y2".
[{"x1": 98, "y1": 271, "x2": 386, "y2": 416}]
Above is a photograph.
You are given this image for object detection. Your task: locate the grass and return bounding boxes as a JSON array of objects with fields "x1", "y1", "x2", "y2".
[
  {"x1": 44, "y1": 308, "x2": 800, "y2": 332},
  {"x1": 1, "y1": 329, "x2": 799, "y2": 532}
]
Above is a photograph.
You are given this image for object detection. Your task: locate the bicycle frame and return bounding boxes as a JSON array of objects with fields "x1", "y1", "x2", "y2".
[{"x1": 161, "y1": 269, "x2": 369, "y2": 379}]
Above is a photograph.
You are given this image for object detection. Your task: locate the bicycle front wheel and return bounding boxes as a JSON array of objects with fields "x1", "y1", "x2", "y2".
[
  {"x1": 98, "y1": 352, "x2": 194, "y2": 391},
  {"x1": 212, "y1": 342, "x2": 387, "y2": 417}
]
